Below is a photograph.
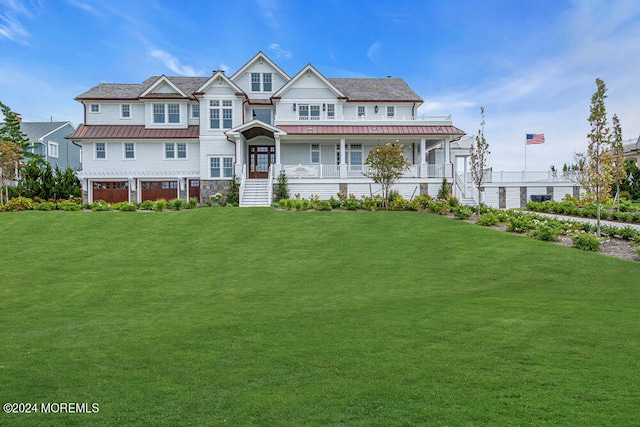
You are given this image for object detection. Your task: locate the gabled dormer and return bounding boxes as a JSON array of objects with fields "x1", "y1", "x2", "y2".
[
  {"x1": 140, "y1": 76, "x2": 191, "y2": 129},
  {"x1": 231, "y1": 52, "x2": 290, "y2": 100},
  {"x1": 195, "y1": 71, "x2": 245, "y2": 135},
  {"x1": 272, "y1": 64, "x2": 346, "y2": 122}
]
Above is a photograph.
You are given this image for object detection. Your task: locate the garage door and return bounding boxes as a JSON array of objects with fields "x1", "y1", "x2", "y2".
[
  {"x1": 189, "y1": 179, "x2": 200, "y2": 201},
  {"x1": 141, "y1": 181, "x2": 179, "y2": 201},
  {"x1": 92, "y1": 181, "x2": 129, "y2": 203}
]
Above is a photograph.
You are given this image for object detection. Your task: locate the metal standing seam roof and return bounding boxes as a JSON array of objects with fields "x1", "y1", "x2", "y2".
[
  {"x1": 67, "y1": 124, "x2": 200, "y2": 140},
  {"x1": 277, "y1": 125, "x2": 465, "y2": 136}
]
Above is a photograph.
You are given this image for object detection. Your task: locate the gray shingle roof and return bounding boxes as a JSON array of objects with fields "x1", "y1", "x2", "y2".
[
  {"x1": 76, "y1": 76, "x2": 210, "y2": 100},
  {"x1": 15, "y1": 122, "x2": 72, "y2": 141},
  {"x1": 328, "y1": 78, "x2": 422, "y2": 102},
  {"x1": 76, "y1": 75, "x2": 423, "y2": 103}
]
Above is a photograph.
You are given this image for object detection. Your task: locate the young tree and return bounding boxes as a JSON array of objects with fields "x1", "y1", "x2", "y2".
[
  {"x1": 364, "y1": 141, "x2": 410, "y2": 207},
  {"x1": 0, "y1": 102, "x2": 31, "y2": 156},
  {"x1": 469, "y1": 106, "x2": 490, "y2": 214},
  {"x1": 609, "y1": 114, "x2": 626, "y2": 209},
  {"x1": 585, "y1": 78, "x2": 618, "y2": 236},
  {"x1": 0, "y1": 141, "x2": 22, "y2": 203}
]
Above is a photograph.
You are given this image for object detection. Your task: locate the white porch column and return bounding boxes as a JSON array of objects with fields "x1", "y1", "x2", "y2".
[
  {"x1": 339, "y1": 138, "x2": 346, "y2": 179},
  {"x1": 420, "y1": 138, "x2": 427, "y2": 178},
  {"x1": 463, "y1": 156, "x2": 468, "y2": 188},
  {"x1": 275, "y1": 135, "x2": 281, "y2": 165},
  {"x1": 444, "y1": 138, "x2": 451, "y2": 178},
  {"x1": 235, "y1": 134, "x2": 245, "y2": 177}
]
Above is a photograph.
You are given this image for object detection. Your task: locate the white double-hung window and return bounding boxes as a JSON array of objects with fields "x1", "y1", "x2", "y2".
[
  {"x1": 251, "y1": 73, "x2": 272, "y2": 92},
  {"x1": 209, "y1": 100, "x2": 233, "y2": 129},
  {"x1": 298, "y1": 104, "x2": 320, "y2": 120},
  {"x1": 209, "y1": 156, "x2": 234, "y2": 178},
  {"x1": 153, "y1": 103, "x2": 180, "y2": 124},
  {"x1": 48, "y1": 142, "x2": 58, "y2": 158}
]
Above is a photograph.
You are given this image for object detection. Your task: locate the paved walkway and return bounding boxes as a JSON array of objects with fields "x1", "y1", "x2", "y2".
[{"x1": 523, "y1": 211, "x2": 640, "y2": 231}]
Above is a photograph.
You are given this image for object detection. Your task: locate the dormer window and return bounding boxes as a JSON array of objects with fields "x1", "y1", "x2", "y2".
[
  {"x1": 357, "y1": 106, "x2": 365, "y2": 117},
  {"x1": 121, "y1": 104, "x2": 131, "y2": 118},
  {"x1": 251, "y1": 73, "x2": 273, "y2": 92},
  {"x1": 192, "y1": 104, "x2": 200, "y2": 119},
  {"x1": 90, "y1": 104, "x2": 100, "y2": 113},
  {"x1": 153, "y1": 103, "x2": 180, "y2": 124}
]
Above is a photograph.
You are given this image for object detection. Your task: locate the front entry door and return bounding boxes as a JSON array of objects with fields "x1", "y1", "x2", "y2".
[{"x1": 249, "y1": 145, "x2": 275, "y2": 179}]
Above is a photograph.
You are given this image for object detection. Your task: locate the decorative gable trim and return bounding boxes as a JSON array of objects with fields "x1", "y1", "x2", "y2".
[
  {"x1": 194, "y1": 71, "x2": 244, "y2": 95},
  {"x1": 139, "y1": 75, "x2": 189, "y2": 98},
  {"x1": 231, "y1": 51, "x2": 291, "y2": 82},
  {"x1": 272, "y1": 64, "x2": 346, "y2": 99}
]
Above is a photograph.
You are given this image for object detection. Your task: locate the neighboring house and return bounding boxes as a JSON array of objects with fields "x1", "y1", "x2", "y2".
[
  {"x1": 69, "y1": 51, "x2": 469, "y2": 205},
  {"x1": 2, "y1": 120, "x2": 81, "y2": 170},
  {"x1": 624, "y1": 136, "x2": 640, "y2": 165}
]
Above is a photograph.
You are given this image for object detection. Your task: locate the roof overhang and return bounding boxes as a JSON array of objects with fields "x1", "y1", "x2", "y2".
[
  {"x1": 277, "y1": 125, "x2": 465, "y2": 137},
  {"x1": 66, "y1": 124, "x2": 200, "y2": 141},
  {"x1": 226, "y1": 119, "x2": 287, "y2": 141}
]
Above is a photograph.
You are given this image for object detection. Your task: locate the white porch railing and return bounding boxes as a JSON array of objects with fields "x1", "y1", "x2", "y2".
[
  {"x1": 239, "y1": 164, "x2": 247, "y2": 206},
  {"x1": 469, "y1": 170, "x2": 578, "y2": 183},
  {"x1": 274, "y1": 114, "x2": 452, "y2": 124},
  {"x1": 279, "y1": 163, "x2": 452, "y2": 179}
]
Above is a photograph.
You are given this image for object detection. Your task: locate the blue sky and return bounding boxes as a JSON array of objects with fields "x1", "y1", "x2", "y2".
[{"x1": 1, "y1": 0, "x2": 639, "y2": 170}]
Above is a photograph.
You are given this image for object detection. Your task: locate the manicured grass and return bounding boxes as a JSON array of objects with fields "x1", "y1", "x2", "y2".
[{"x1": 1, "y1": 209, "x2": 639, "y2": 425}]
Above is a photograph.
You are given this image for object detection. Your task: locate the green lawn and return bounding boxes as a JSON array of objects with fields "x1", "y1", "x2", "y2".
[{"x1": 1, "y1": 209, "x2": 639, "y2": 425}]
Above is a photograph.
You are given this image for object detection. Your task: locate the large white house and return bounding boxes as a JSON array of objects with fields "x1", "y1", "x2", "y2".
[{"x1": 69, "y1": 52, "x2": 471, "y2": 206}]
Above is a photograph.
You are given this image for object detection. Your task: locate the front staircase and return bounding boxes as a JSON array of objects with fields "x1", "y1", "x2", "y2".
[{"x1": 240, "y1": 179, "x2": 271, "y2": 207}]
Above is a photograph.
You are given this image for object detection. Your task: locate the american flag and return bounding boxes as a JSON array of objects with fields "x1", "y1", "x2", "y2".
[{"x1": 526, "y1": 134, "x2": 545, "y2": 145}]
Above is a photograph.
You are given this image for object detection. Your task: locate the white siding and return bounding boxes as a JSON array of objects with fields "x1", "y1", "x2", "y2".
[
  {"x1": 233, "y1": 61, "x2": 288, "y2": 95},
  {"x1": 281, "y1": 87, "x2": 338, "y2": 99},
  {"x1": 348, "y1": 183, "x2": 421, "y2": 200},
  {"x1": 288, "y1": 183, "x2": 340, "y2": 200},
  {"x1": 199, "y1": 137, "x2": 236, "y2": 179},
  {"x1": 81, "y1": 141, "x2": 199, "y2": 173},
  {"x1": 553, "y1": 187, "x2": 573, "y2": 201},
  {"x1": 483, "y1": 187, "x2": 500, "y2": 208},
  {"x1": 85, "y1": 102, "x2": 145, "y2": 125},
  {"x1": 505, "y1": 187, "x2": 520, "y2": 209}
]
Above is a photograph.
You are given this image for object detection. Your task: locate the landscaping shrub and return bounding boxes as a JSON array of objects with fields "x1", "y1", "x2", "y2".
[
  {"x1": 187, "y1": 197, "x2": 199, "y2": 209},
  {"x1": 437, "y1": 178, "x2": 449, "y2": 200},
  {"x1": 342, "y1": 194, "x2": 361, "y2": 211},
  {"x1": 3, "y1": 197, "x2": 33, "y2": 211},
  {"x1": 91, "y1": 200, "x2": 110, "y2": 211},
  {"x1": 529, "y1": 224, "x2": 560, "y2": 241},
  {"x1": 315, "y1": 200, "x2": 332, "y2": 211},
  {"x1": 327, "y1": 196, "x2": 342, "y2": 209},
  {"x1": 453, "y1": 206, "x2": 473, "y2": 220},
  {"x1": 409, "y1": 195, "x2": 432, "y2": 211},
  {"x1": 154, "y1": 199, "x2": 167, "y2": 212},
  {"x1": 138, "y1": 200, "x2": 155, "y2": 210},
  {"x1": 34, "y1": 201, "x2": 56, "y2": 211},
  {"x1": 506, "y1": 216, "x2": 537, "y2": 233},
  {"x1": 388, "y1": 196, "x2": 408, "y2": 211},
  {"x1": 572, "y1": 232, "x2": 602, "y2": 251},
  {"x1": 56, "y1": 200, "x2": 81, "y2": 211},
  {"x1": 112, "y1": 202, "x2": 136, "y2": 212},
  {"x1": 360, "y1": 196, "x2": 381, "y2": 211},
  {"x1": 169, "y1": 198, "x2": 185, "y2": 210},
  {"x1": 274, "y1": 171, "x2": 290, "y2": 201},
  {"x1": 477, "y1": 212, "x2": 500, "y2": 226}
]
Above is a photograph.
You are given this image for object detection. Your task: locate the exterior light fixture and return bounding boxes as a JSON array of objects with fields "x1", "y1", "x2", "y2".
[
  {"x1": 375, "y1": 106, "x2": 378, "y2": 113},
  {"x1": 293, "y1": 103, "x2": 296, "y2": 111},
  {"x1": 322, "y1": 103, "x2": 326, "y2": 111}
]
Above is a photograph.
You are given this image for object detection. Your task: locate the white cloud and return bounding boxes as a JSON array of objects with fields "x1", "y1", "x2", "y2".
[
  {"x1": 0, "y1": 0, "x2": 35, "y2": 43},
  {"x1": 367, "y1": 41, "x2": 382, "y2": 63},
  {"x1": 423, "y1": 0, "x2": 640, "y2": 171},
  {"x1": 149, "y1": 49, "x2": 203, "y2": 76},
  {"x1": 268, "y1": 43, "x2": 291, "y2": 59},
  {"x1": 256, "y1": 0, "x2": 278, "y2": 29}
]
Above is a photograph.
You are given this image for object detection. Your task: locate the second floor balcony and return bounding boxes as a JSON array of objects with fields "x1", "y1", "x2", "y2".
[{"x1": 273, "y1": 114, "x2": 453, "y2": 126}]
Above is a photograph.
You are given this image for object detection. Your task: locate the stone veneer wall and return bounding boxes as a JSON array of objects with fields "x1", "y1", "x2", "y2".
[
  {"x1": 339, "y1": 183, "x2": 348, "y2": 197},
  {"x1": 520, "y1": 187, "x2": 527, "y2": 207},
  {"x1": 201, "y1": 180, "x2": 231, "y2": 203},
  {"x1": 546, "y1": 186, "x2": 554, "y2": 200},
  {"x1": 130, "y1": 189, "x2": 137, "y2": 203},
  {"x1": 419, "y1": 183, "x2": 429, "y2": 196},
  {"x1": 498, "y1": 187, "x2": 506, "y2": 209},
  {"x1": 573, "y1": 186, "x2": 581, "y2": 198},
  {"x1": 81, "y1": 190, "x2": 88, "y2": 204}
]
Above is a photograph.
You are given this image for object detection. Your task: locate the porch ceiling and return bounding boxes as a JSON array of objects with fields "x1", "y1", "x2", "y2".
[
  {"x1": 277, "y1": 125, "x2": 465, "y2": 136},
  {"x1": 241, "y1": 127, "x2": 274, "y2": 140}
]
